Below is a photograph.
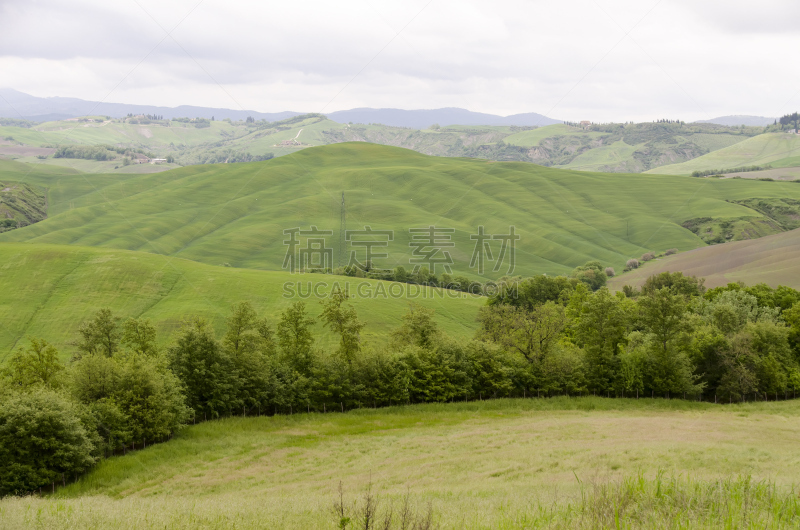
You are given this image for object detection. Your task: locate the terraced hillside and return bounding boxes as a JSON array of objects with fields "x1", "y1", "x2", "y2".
[
  {"x1": 0, "y1": 242, "x2": 482, "y2": 358},
  {"x1": 3, "y1": 143, "x2": 800, "y2": 279}
]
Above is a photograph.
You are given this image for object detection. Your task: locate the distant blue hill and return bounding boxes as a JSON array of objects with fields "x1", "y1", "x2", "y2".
[
  {"x1": 0, "y1": 89, "x2": 557, "y2": 127},
  {"x1": 0, "y1": 89, "x2": 300, "y2": 122},
  {"x1": 694, "y1": 115, "x2": 776, "y2": 127},
  {"x1": 326, "y1": 107, "x2": 560, "y2": 128}
]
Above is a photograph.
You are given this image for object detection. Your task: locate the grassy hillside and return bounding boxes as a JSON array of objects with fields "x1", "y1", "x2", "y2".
[
  {"x1": 501, "y1": 122, "x2": 756, "y2": 172},
  {"x1": 2, "y1": 398, "x2": 799, "y2": 528},
  {"x1": 4, "y1": 143, "x2": 800, "y2": 278},
  {"x1": 0, "y1": 181, "x2": 46, "y2": 231},
  {"x1": 609, "y1": 228, "x2": 800, "y2": 290},
  {"x1": 647, "y1": 133, "x2": 800, "y2": 175},
  {"x1": 0, "y1": 242, "x2": 483, "y2": 358}
]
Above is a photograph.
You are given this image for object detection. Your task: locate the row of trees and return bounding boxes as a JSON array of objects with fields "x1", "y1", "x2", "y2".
[
  {"x1": 2, "y1": 273, "x2": 800, "y2": 496},
  {"x1": 691, "y1": 165, "x2": 772, "y2": 178},
  {"x1": 319, "y1": 260, "x2": 613, "y2": 295}
]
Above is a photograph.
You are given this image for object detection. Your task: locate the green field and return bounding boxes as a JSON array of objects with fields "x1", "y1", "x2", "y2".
[
  {"x1": 4, "y1": 143, "x2": 800, "y2": 279},
  {"x1": 0, "y1": 242, "x2": 482, "y2": 358},
  {"x1": 2, "y1": 398, "x2": 799, "y2": 528},
  {"x1": 647, "y1": 133, "x2": 800, "y2": 175},
  {"x1": 559, "y1": 140, "x2": 639, "y2": 171}
]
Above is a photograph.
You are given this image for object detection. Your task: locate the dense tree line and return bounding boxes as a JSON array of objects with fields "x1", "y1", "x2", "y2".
[
  {"x1": 778, "y1": 112, "x2": 799, "y2": 131},
  {"x1": 316, "y1": 260, "x2": 611, "y2": 296},
  {"x1": 53, "y1": 145, "x2": 117, "y2": 161},
  {"x1": 2, "y1": 273, "x2": 800, "y2": 496},
  {"x1": 53, "y1": 144, "x2": 155, "y2": 162}
]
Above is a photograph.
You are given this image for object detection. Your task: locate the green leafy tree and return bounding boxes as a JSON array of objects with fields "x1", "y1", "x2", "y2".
[
  {"x1": 619, "y1": 332, "x2": 646, "y2": 396},
  {"x1": 638, "y1": 288, "x2": 701, "y2": 395},
  {"x1": 687, "y1": 325, "x2": 730, "y2": 393},
  {"x1": 2, "y1": 338, "x2": 65, "y2": 390},
  {"x1": 540, "y1": 342, "x2": 586, "y2": 395},
  {"x1": 320, "y1": 289, "x2": 365, "y2": 363},
  {"x1": 489, "y1": 274, "x2": 575, "y2": 310},
  {"x1": 391, "y1": 304, "x2": 441, "y2": 349},
  {"x1": 477, "y1": 301, "x2": 566, "y2": 364},
  {"x1": 639, "y1": 288, "x2": 691, "y2": 354},
  {"x1": 111, "y1": 354, "x2": 190, "y2": 443},
  {"x1": 641, "y1": 272, "x2": 705, "y2": 298},
  {"x1": 0, "y1": 389, "x2": 95, "y2": 495},
  {"x1": 696, "y1": 290, "x2": 781, "y2": 335},
  {"x1": 571, "y1": 261, "x2": 608, "y2": 291},
  {"x1": 223, "y1": 302, "x2": 272, "y2": 411},
  {"x1": 784, "y1": 303, "x2": 800, "y2": 359},
  {"x1": 121, "y1": 318, "x2": 158, "y2": 356},
  {"x1": 570, "y1": 287, "x2": 632, "y2": 393},
  {"x1": 400, "y1": 345, "x2": 462, "y2": 403},
  {"x1": 75, "y1": 308, "x2": 121, "y2": 357},
  {"x1": 277, "y1": 301, "x2": 316, "y2": 374},
  {"x1": 747, "y1": 321, "x2": 796, "y2": 394},
  {"x1": 168, "y1": 318, "x2": 236, "y2": 419},
  {"x1": 718, "y1": 332, "x2": 760, "y2": 400},
  {"x1": 69, "y1": 352, "x2": 189, "y2": 447}
]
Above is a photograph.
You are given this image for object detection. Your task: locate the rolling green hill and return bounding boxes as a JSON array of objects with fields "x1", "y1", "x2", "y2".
[
  {"x1": 0, "y1": 242, "x2": 483, "y2": 358},
  {"x1": 4, "y1": 142, "x2": 800, "y2": 280},
  {"x1": 647, "y1": 133, "x2": 800, "y2": 175},
  {"x1": 3, "y1": 143, "x2": 800, "y2": 279}
]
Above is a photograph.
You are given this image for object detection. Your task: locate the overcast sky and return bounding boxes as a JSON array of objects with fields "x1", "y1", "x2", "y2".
[{"x1": 1, "y1": 0, "x2": 798, "y2": 122}]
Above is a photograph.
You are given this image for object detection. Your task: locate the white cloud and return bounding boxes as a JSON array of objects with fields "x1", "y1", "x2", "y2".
[{"x1": 0, "y1": 0, "x2": 798, "y2": 121}]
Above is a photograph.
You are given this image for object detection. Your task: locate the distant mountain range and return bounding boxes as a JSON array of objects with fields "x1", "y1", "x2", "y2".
[
  {"x1": 2, "y1": 89, "x2": 779, "y2": 129},
  {"x1": 0, "y1": 89, "x2": 559, "y2": 127},
  {"x1": 0, "y1": 89, "x2": 299, "y2": 123},
  {"x1": 694, "y1": 115, "x2": 776, "y2": 127},
  {"x1": 326, "y1": 107, "x2": 560, "y2": 128}
]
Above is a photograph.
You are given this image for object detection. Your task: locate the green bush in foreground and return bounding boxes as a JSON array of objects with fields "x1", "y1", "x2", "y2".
[{"x1": 0, "y1": 389, "x2": 95, "y2": 496}]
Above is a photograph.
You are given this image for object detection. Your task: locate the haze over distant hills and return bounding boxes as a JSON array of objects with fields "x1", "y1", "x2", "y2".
[
  {"x1": 0, "y1": 89, "x2": 560, "y2": 127},
  {"x1": 694, "y1": 115, "x2": 776, "y2": 127},
  {"x1": 326, "y1": 107, "x2": 560, "y2": 128},
  {"x1": 0, "y1": 88, "x2": 300, "y2": 123},
  {"x1": 3, "y1": 89, "x2": 783, "y2": 129}
]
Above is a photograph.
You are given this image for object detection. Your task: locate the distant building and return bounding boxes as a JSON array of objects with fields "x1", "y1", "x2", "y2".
[
  {"x1": 150, "y1": 158, "x2": 167, "y2": 164},
  {"x1": 579, "y1": 120, "x2": 591, "y2": 128}
]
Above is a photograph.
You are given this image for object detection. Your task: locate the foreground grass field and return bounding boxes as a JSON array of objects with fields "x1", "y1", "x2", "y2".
[
  {"x1": 0, "y1": 242, "x2": 483, "y2": 358},
  {"x1": 2, "y1": 398, "x2": 799, "y2": 528},
  {"x1": 4, "y1": 143, "x2": 800, "y2": 278},
  {"x1": 608, "y1": 228, "x2": 800, "y2": 291}
]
